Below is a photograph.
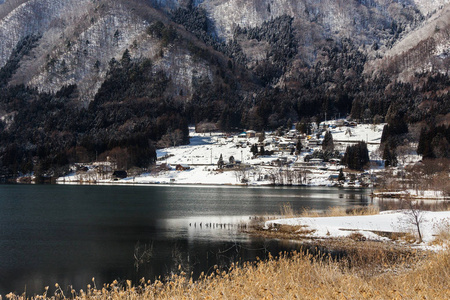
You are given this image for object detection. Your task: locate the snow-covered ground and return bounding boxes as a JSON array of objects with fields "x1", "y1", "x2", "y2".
[
  {"x1": 265, "y1": 210, "x2": 450, "y2": 249},
  {"x1": 57, "y1": 122, "x2": 389, "y2": 186},
  {"x1": 329, "y1": 123, "x2": 382, "y2": 143}
]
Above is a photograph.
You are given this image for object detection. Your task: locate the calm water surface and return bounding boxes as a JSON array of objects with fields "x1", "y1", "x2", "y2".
[{"x1": 0, "y1": 184, "x2": 371, "y2": 295}]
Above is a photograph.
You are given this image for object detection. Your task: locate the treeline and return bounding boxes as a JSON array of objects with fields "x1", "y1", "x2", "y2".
[
  {"x1": 167, "y1": 8, "x2": 448, "y2": 137},
  {"x1": 242, "y1": 45, "x2": 449, "y2": 133},
  {"x1": 239, "y1": 40, "x2": 369, "y2": 130},
  {"x1": 170, "y1": 4, "x2": 449, "y2": 134}
]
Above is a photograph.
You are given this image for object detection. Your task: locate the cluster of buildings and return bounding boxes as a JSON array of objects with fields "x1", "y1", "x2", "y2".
[
  {"x1": 60, "y1": 157, "x2": 128, "y2": 183},
  {"x1": 57, "y1": 119, "x2": 382, "y2": 186}
]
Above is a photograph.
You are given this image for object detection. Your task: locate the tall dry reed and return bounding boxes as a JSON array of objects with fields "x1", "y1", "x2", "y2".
[
  {"x1": 8, "y1": 248, "x2": 449, "y2": 300},
  {"x1": 298, "y1": 205, "x2": 379, "y2": 218}
]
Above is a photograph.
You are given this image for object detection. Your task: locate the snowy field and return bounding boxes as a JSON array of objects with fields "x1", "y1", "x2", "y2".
[
  {"x1": 265, "y1": 210, "x2": 450, "y2": 249},
  {"x1": 57, "y1": 122, "x2": 389, "y2": 186},
  {"x1": 131, "y1": 123, "x2": 385, "y2": 186}
]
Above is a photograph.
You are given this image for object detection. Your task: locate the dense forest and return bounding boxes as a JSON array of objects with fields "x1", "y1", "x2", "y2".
[{"x1": 0, "y1": 0, "x2": 449, "y2": 178}]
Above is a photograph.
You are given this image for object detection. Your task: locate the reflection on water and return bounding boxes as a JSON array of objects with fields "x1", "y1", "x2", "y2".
[
  {"x1": 0, "y1": 184, "x2": 371, "y2": 295},
  {"x1": 339, "y1": 192, "x2": 370, "y2": 202},
  {"x1": 160, "y1": 216, "x2": 252, "y2": 242}
]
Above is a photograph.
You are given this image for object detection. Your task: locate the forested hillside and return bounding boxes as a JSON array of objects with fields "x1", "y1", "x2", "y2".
[{"x1": 0, "y1": 0, "x2": 449, "y2": 178}]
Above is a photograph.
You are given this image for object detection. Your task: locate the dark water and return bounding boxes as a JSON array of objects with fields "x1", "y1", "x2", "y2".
[{"x1": 0, "y1": 184, "x2": 371, "y2": 296}]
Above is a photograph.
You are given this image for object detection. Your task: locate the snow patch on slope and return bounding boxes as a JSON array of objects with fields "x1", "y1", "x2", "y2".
[
  {"x1": 22, "y1": 2, "x2": 150, "y2": 102},
  {"x1": 413, "y1": 0, "x2": 450, "y2": 15},
  {"x1": 0, "y1": 0, "x2": 90, "y2": 68},
  {"x1": 385, "y1": 4, "x2": 450, "y2": 57}
]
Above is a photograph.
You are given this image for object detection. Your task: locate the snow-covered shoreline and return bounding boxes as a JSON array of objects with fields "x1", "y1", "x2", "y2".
[{"x1": 264, "y1": 210, "x2": 450, "y2": 250}]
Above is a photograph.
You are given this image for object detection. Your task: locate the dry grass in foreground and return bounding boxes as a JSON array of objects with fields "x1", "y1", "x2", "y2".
[{"x1": 8, "y1": 247, "x2": 450, "y2": 300}]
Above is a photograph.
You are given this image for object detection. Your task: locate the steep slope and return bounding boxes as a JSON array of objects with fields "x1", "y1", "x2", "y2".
[
  {"x1": 0, "y1": 0, "x2": 82, "y2": 68},
  {"x1": 199, "y1": 0, "x2": 423, "y2": 60},
  {"x1": 175, "y1": 0, "x2": 448, "y2": 79},
  {"x1": 368, "y1": 3, "x2": 450, "y2": 81},
  {"x1": 0, "y1": 0, "x2": 248, "y2": 177}
]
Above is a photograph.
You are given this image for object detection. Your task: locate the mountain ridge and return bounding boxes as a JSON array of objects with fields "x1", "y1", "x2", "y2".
[{"x1": 1, "y1": 0, "x2": 449, "y2": 99}]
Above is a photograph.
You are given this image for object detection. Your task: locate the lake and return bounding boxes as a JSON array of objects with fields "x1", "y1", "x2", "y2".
[{"x1": 0, "y1": 184, "x2": 371, "y2": 296}]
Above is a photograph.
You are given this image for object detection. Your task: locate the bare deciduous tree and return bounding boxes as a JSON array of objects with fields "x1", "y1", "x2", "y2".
[
  {"x1": 403, "y1": 198, "x2": 426, "y2": 243},
  {"x1": 234, "y1": 166, "x2": 249, "y2": 183}
]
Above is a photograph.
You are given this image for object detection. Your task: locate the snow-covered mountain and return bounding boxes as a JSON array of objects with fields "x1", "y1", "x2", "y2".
[
  {"x1": 0, "y1": 0, "x2": 448, "y2": 102},
  {"x1": 0, "y1": 0, "x2": 217, "y2": 103}
]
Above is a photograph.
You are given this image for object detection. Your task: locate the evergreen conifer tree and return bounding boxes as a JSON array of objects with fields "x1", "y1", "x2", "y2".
[
  {"x1": 383, "y1": 141, "x2": 399, "y2": 167},
  {"x1": 338, "y1": 168, "x2": 345, "y2": 182},
  {"x1": 342, "y1": 141, "x2": 369, "y2": 170},
  {"x1": 296, "y1": 139, "x2": 302, "y2": 154},
  {"x1": 322, "y1": 131, "x2": 334, "y2": 152},
  {"x1": 217, "y1": 154, "x2": 224, "y2": 169},
  {"x1": 250, "y1": 144, "x2": 258, "y2": 156}
]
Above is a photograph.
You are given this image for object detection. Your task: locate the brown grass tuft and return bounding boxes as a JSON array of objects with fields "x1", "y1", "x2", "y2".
[
  {"x1": 279, "y1": 202, "x2": 296, "y2": 218},
  {"x1": 299, "y1": 207, "x2": 321, "y2": 217},
  {"x1": 430, "y1": 219, "x2": 450, "y2": 246}
]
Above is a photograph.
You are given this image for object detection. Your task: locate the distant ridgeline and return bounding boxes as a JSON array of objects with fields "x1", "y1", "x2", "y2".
[{"x1": 0, "y1": 0, "x2": 449, "y2": 178}]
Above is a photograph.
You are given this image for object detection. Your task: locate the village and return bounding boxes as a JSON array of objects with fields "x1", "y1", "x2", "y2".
[{"x1": 56, "y1": 119, "x2": 390, "y2": 187}]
